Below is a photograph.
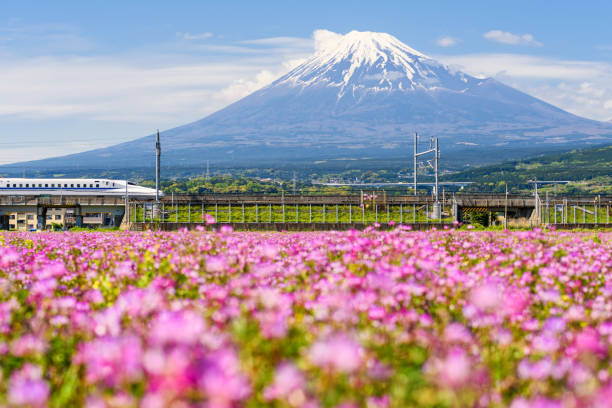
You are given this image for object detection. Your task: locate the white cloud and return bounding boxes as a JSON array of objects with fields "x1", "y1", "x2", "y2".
[
  {"x1": 483, "y1": 30, "x2": 542, "y2": 46},
  {"x1": 438, "y1": 53, "x2": 612, "y2": 121},
  {"x1": 313, "y1": 29, "x2": 343, "y2": 53},
  {"x1": 436, "y1": 36, "x2": 459, "y2": 47},
  {"x1": 178, "y1": 32, "x2": 213, "y2": 40},
  {"x1": 0, "y1": 29, "x2": 315, "y2": 163},
  {"x1": 240, "y1": 36, "x2": 313, "y2": 48},
  {"x1": 0, "y1": 55, "x2": 305, "y2": 123}
]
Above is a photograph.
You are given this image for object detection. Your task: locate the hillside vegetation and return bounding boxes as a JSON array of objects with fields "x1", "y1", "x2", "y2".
[{"x1": 445, "y1": 144, "x2": 612, "y2": 194}]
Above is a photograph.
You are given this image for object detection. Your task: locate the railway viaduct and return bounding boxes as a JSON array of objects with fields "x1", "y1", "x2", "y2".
[
  {"x1": 0, "y1": 196, "x2": 126, "y2": 230},
  {"x1": 2, "y1": 193, "x2": 611, "y2": 230}
]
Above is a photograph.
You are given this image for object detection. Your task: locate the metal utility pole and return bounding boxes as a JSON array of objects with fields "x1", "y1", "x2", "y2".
[
  {"x1": 414, "y1": 133, "x2": 440, "y2": 217},
  {"x1": 413, "y1": 132, "x2": 418, "y2": 196},
  {"x1": 155, "y1": 130, "x2": 161, "y2": 205},
  {"x1": 125, "y1": 179, "x2": 129, "y2": 228},
  {"x1": 206, "y1": 160, "x2": 210, "y2": 181},
  {"x1": 504, "y1": 183, "x2": 508, "y2": 229},
  {"x1": 434, "y1": 137, "x2": 439, "y2": 218},
  {"x1": 292, "y1": 171, "x2": 297, "y2": 194}
]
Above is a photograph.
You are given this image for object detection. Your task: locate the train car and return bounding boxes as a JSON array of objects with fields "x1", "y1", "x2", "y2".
[{"x1": 0, "y1": 178, "x2": 161, "y2": 198}]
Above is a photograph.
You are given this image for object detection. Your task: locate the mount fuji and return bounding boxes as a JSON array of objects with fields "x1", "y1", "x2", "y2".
[{"x1": 12, "y1": 30, "x2": 612, "y2": 172}]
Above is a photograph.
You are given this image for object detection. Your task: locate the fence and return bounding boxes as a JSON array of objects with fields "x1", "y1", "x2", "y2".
[
  {"x1": 535, "y1": 196, "x2": 611, "y2": 225},
  {"x1": 128, "y1": 200, "x2": 456, "y2": 226}
]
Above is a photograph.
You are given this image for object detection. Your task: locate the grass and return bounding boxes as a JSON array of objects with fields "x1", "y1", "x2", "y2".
[{"x1": 131, "y1": 203, "x2": 455, "y2": 224}]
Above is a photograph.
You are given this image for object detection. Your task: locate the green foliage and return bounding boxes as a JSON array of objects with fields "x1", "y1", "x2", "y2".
[{"x1": 445, "y1": 144, "x2": 612, "y2": 195}]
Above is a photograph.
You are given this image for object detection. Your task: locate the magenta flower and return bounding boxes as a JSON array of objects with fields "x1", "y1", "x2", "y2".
[
  {"x1": 308, "y1": 334, "x2": 364, "y2": 373},
  {"x1": 77, "y1": 335, "x2": 143, "y2": 386},
  {"x1": 263, "y1": 362, "x2": 305, "y2": 401},
  {"x1": 7, "y1": 364, "x2": 49, "y2": 407}
]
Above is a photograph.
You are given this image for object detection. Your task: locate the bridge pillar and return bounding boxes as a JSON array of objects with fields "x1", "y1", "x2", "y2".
[
  {"x1": 75, "y1": 206, "x2": 83, "y2": 228},
  {"x1": 452, "y1": 202, "x2": 460, "y2": 223},
  {"x1": 37, "y1": 207, "x2": 47, "y2": 230}
]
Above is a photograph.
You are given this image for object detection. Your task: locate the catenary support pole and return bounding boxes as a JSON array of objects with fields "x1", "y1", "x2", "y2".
[{"x1": 414, "y1": 132, "x2": 418, "y2": 196}]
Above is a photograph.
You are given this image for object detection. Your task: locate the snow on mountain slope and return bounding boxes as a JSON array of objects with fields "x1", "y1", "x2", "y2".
[
  {"x1": 8, "y1": 30, "x2": 612, "y2": 172},
  {"x1": 276, "y1": 31, "x2": 476, "y2": 96}
]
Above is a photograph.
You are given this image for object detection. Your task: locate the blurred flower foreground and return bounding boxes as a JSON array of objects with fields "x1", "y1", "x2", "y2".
[{"x1": 1, "y1": 227, "x2": 612, "y2": 407}]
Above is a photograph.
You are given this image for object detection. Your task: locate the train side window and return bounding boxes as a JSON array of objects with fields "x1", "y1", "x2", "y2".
[
  {"x1": 51, "y1": 184, "x2": 55, "y2": 188},
  {"x1": 96, "y1": 184, "x2": 99, "y2": 188},
  {"x1": 64, "y1": 184, "x2": 68, "y2": 188},
  {"x1": 19, "y1": 184, "x2": 23, "y2": 187},
  {"x1": 71, "y1": 184, "x2": 74, "y2": 187},
  {"x1": 45, "y1": 184, "x2": 48, "y2": 187}
]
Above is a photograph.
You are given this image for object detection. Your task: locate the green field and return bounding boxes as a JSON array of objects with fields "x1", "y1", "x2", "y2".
[{"x1": 131, "y1": 203, "x2": 455, "y2": 224}]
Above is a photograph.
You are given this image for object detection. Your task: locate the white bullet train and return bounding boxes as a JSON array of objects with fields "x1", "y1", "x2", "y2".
[{"x1": 0, "y1": 178, "x2": 162, "y2": 198}]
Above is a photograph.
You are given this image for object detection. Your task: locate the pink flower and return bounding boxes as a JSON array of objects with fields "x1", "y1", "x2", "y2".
[
  {"x1": 150, "y1": 310, "x2": 206, "y2": 345},
  {"x1": 308, "y1": 334, "x2": 364, "y2": 373},
  {"x1": 7, "y1": 364, "x2": 49, "y2": 407},
  {"x1": 10, "y1": 334, "x2": 47, "y2": 356},
  {"x1": 575, "y1": 328, "x2": 605, "y2": 356},
  {"x1": 438, "y1": 347, "x2": 472, "y2": 388},
  {"x1": 263, "y1": 362, "x2": 305, "y2": 400},
  {"x1": 470, "y1": 283, "x2": 501, "y2": 311},
  {"x1": 206, "y1": 255, "x2": 229, "y2": 273},
  {"x1": 199, "y1": 349, "x2": 251, "y2": 406},
  {"x1": 78, "y1": 335, "x2": 143, "y2": 386},
  {"x1": 204, "y1": 213, "x2": 216, "y2": 225}
]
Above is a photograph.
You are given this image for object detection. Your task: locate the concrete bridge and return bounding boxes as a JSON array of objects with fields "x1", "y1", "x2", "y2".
[
  {"x1": 2, "y1": 193, "x2": 611, "y2": 231},
  {"x1": 155, "y1": 193, "x2": 538, "y2": 224},
  {"x1": 0, "y1": 195, "x2": 126, "y2": 230}
]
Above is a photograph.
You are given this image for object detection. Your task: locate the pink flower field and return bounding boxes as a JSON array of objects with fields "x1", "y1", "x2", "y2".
[{"x1": 1, "y1": 227, "x2": 612, "y2": 407}]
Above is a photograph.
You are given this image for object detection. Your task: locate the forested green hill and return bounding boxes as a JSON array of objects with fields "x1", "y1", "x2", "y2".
[{"x1": 445, "y1": 144, "x2": 612, "y2": 194}]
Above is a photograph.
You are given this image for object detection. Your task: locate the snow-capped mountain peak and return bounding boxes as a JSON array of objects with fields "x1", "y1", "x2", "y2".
[{"x1": 274, "y1": 30, "x2": 474, "y2": 96}]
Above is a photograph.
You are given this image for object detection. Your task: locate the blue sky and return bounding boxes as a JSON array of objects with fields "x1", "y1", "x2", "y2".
[{"x1": 2, "y1": 0, "x2": 612, "y2": 164}]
